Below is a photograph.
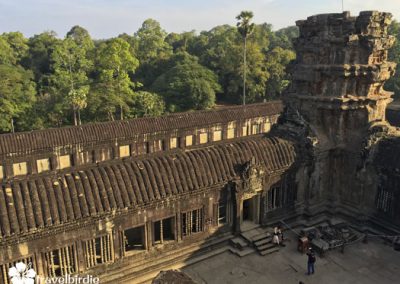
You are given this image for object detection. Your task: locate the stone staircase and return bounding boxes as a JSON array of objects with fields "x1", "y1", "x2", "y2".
[
  {"x1": 253, "y1": 233, "x2": 280, "y2": 255},
  {"x1": 241, "y1": 227, "x2": 280, "y2": 256},
  {"x1": 229, "y1": 236, "x2": 256, "y2": 257}
]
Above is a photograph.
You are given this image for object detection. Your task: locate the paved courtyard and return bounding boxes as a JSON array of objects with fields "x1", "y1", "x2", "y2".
[{"x1": 182, "y1": 233, "x2": 400, "y2": 284}]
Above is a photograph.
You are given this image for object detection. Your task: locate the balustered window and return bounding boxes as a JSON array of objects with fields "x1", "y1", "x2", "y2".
[
  {"x1": 376, "y1": 186, "x2": 394, "y2": 216},
  {"x1": 182, "y1": 208, "x2": 204, "y2": 237},
  {"x1": 43, "y1": 244, "x2": 77, "y2": 277},
  {"x1": 1, "y1": 257, "x2": 34, "y2": 284},
  {"x1": 83, "y1": 234, "x2": 114, "y2": 268},
  {"x1": 153, "y1": 216, "x2": 175, "y2": 245}
]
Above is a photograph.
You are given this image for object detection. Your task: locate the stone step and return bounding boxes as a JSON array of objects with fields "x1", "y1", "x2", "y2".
[
  {"x1": 230, "y1": 237, "x2": 248, "y2": 249},
  {"x1": 259, "y1": 246, "x2": 280, "y2": 256},
  {"x1": 101, "y1": 234, "x2": 233, "y2": 284},
  {"x1": 229, "y1": 246, "x2": 256, "y2": 257},
  {"x1": 253, "y1": 236, "x2": 272, "y2": 247},
  {"x1": 240, "y1": 227, "x2": 266, "y2": 241},
  {"x1": 257, "y1": 242, "x2": 276, "y2": 251},
  {"x1": 251, "y1": 232, "x2": 271, "y2": 242},
  {"x1": 133, "y1": 246, "x2": 230, "y2": 284}
]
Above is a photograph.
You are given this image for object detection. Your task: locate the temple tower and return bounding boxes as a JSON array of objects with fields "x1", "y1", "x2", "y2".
[{"x1": 283, "y1": 11, "x2": 397, "y2": 218}]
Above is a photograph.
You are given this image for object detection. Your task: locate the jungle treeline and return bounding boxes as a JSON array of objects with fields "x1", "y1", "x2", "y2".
[{"x1": 0, "y1": 18, "x2": 399, "y2": 133}]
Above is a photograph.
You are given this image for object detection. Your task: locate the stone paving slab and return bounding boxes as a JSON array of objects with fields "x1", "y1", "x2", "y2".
[{"x1": 182, "y1": 232, "x2": 400, "y2": 284}]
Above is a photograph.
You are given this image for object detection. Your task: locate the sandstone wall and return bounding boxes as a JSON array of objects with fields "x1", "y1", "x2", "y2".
[{"x1": 279, "y1": 11, "x2": 400, "y2": 230}]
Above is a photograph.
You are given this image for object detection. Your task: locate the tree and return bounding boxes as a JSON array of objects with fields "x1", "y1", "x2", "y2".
[
  {"x1": 25, "y1": 31, "x2": 60, "y2": 91},
  {"x1": 132, "y1": 91, "x2": 165, "y2": 117},
  {"x1": 0, "y1": 20, "x2": 304, "y2": 131},
  {"x1": 0, "y1": 64, "x2": 36, "y2": 132},
  {"x1": 134, "y1": 19, "x2": 172, "y2": 63},
  {"x1": 272, "y1": 26, "x2": 299, "y2": 50},
  {"x1": 236, "y1": 11, "x2": 255, "y2": 105},
  {"x1": 134, "y1": 19, "x2": 173, "y2": 87},
  {"x1": 264, "y1": 47, "x2": 295, "y2": 98},
  {"x1": 66, "y1": 25, "x2": 94, "y2": 51},
  {"x1": 89, "y1": 38, "x2": 139, "y2": 121},
  {"x1": 166, "y1": 31, "x2": 196, "y2": 52},
  {"x1": 191, "y1": 25, "x2": 270, "y2": 104},
  {"x1": 1, "y1": 32, "x2": 29, "y2": 65},
  {"x1": 49, "y1": 37, "x2": 92, "y2": 125},
  {"x1": 0, "y1": 37, "x2": 16, "y2": 65},
  {"x1": 152, "y1": 52, "x2": 220, "y2": 111}
]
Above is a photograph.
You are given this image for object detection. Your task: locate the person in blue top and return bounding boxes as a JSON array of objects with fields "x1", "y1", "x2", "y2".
[{"x1": 306, "y1": 247, "x2": 316, "y2": 275}]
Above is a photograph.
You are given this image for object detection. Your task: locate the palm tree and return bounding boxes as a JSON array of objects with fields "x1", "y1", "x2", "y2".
[{"x1": 236, "y1": 11, "x2": 255, "y2": 105}]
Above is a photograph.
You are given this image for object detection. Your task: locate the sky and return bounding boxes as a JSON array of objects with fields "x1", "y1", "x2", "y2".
[{"x1": 0, "y1": 0, "x2": 399, "y2": 39}]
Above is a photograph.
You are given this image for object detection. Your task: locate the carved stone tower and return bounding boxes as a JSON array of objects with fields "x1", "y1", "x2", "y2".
[{"x1": 283, "y1": 11, "x2": 397, "y2": 218}]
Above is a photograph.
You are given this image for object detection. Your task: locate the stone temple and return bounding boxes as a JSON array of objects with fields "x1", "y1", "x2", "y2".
[{"x1": 0, "y1": 11, "x2": 399, "y2": 284}]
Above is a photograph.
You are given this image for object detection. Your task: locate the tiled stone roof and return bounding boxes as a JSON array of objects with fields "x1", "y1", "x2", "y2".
[
  {"x1": 0, "y1": 135, "x2": 295, "y2": 239},
  {"x1": 0, "y1": 102, "x2": 283, "y2": 155}
]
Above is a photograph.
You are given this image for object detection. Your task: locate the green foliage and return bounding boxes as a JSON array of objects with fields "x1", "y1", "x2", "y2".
[
  {"x1": 66, "y1": 26, "x2": 94, "y2": 51},
  {"x1": 152, "y1": 52, "x2": 220, "y2": 111},
  {"x1": 0, "y1": 37, "x2": 17, "y2": 65},
  {"x1": 132, "y1": 91, "x2": 165, "y2": 117},
  {"x1": 134, "y1": 19, "x2": 172, "y2": 63},
  {"x1": 1, "y1": 32, "x2": 29, "y2": 65},
  {"x1": 236, "y1": 11, "x2": 255, "y2": 40},
  {"x1": 0, "y1": 64, "x2": 36, "y2": 132},
  {"x1": 87, "y1": 38, "x2": 139, "y2": 121},
  {"x1": 49, "y1": 37, "x2": 92, "y2": 125},
  {"x1": 3, "y1": 14, "x2": 375, "y2": 132},
  {"x1": 272, "y1": 26, "x2": 299, "y2": 49},
  {"x1": 191, "y1": 24, "x2": 281, "y2": 104},
  {"x1": 264, "y1": 47, "x2": 296, "y2": 98},
  {"x1": 134, "y1": 19, "x2": 173, "y2": 87},
  {"x1": 190, "y1": 25, "x2": 241, "y2": 103},
  {"x1": 166, "y1": 31, "x2": 196, "y2": 52},
  {"x1": 25, "y1": 31, "x2": 60, "y2": 91},
  {"x1": 236, "y1": 11, "x2": 255, "y2": 104}
]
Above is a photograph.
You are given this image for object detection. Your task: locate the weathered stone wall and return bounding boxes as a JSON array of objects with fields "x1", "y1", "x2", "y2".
[{"x1": 279, "y1": 11, "x2": 400, "y2": 230}]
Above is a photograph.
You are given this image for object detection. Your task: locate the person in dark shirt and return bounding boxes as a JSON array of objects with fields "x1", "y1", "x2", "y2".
[{"x1": 306, "y1": 248, "x2": 316, "y2": 275}]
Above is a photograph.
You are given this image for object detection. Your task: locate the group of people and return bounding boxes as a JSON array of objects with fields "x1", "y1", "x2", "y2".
[{"x1": 272, "y1": 226, "x2": 284, "y2": 246}]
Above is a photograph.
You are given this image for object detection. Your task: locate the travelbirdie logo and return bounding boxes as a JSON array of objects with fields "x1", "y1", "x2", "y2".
[{"x1": 8, "y1": 262, "x2": 36, "y2": 284}]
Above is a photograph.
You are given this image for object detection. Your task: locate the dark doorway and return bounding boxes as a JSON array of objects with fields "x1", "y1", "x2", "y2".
[{"x1": 243, "y1": 199, "x2": 252, "y2": 221}]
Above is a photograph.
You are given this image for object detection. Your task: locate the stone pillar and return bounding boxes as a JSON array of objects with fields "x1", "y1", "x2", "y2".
[
  {"x1": 176, "y1": 211, "x2": 182, "y2": 242},
  {"x1": 231, "y1": 182, "x2": 243, "y2": 234},
  {"x1": 76, "y1": 240, "x2": 85, "y2": 273}
]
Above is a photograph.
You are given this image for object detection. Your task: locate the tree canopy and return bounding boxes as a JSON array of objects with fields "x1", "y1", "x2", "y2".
[
  {"x1": 0, "y1": 15, "x2": 305, "y2": 133},
  {"x1": 152, "y1": 52, "x2": 220, "y2": 111}
]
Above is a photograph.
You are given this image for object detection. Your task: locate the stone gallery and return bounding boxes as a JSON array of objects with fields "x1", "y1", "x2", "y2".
[{"x1": 0, "y1": 11, "x2": 399, "y2": 283}]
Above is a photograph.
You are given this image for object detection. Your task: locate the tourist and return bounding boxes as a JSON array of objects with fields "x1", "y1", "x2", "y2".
[
  {"x1": 306, "y1": 248, "x2": 316, "y2": 275},
  {"x1": 273, "y1": 226, "x2": 280, "y2": 246},
  {"x1": 278, "y1": 226, "x2": 284, "y2": 242}
]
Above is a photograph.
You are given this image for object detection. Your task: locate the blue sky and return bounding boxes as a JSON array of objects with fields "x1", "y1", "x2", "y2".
[{"x1": 0, "y1": 0, "x2": 399, "y2": 39}]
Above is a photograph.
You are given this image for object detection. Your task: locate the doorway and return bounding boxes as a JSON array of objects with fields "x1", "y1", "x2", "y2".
[
  {"x1": 241, "y1": 194, "x2": 260, "y2": 228},
  {"x1": 243, "y1": 199, "x2": 253, "y2": 221}
]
